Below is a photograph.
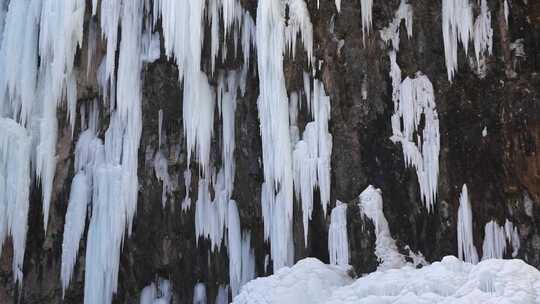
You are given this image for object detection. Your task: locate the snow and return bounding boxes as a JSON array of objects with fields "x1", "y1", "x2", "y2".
[
  {"x1": 234, "y1": 256, "x2": 540, "y2": 304},
  {"x1": 0, "y1": 118, "x2": 31, "y2": 285},
  {"x1": 232, "y1": 258, "x2": 353, "y2": 304},
  {"x1": 328, "y1": 201, "x2": 349, "y2": 266},
  {"x1": 457, "y1": 184, "x2": 479, "y2": 264},
  {"x1": 390, "y1": 73, "x2": 440, "y2": 211},
  {"x1": 193, "y1": 283, "x2": 207, "y2": 304},
  {"x1": 140, "y1": 278, "x2": 172, "y2": 304}
]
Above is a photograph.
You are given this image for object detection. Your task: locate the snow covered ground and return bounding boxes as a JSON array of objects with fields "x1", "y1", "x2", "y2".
[{"x1": 233, "y1": 256, "x2": 540, "y2": 304}]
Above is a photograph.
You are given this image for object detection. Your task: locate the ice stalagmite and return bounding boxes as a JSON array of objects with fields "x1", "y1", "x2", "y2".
[
  {"x1": 390, "y1": 73, "x2": 440, "y2": 211},
  {"x1": 482, "y1": 220, "x2": 507, "y2": 260},
  {"x1": 328, "y1": 201, "x2": 349, "y2": 266},
  {"x1": 0, "y1": 118, "x2": 31, "y2": 285},
  {"x1": 457, "y1": 184, "x2": 479, "y2": 264},
  {"x1": 359, "y1": 186, "x2": 406, "y2": 270}
]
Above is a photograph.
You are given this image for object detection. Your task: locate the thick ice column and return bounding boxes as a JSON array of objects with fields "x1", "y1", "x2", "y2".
[
  {"x1": 328, "y1": 201, "x2": 349, "y2": 266},
  {"x1": 0, "y1": 118, "x2": 31, "y2": 285},
  {"x1": 457, "y1": 184, "x2": 479, "y2": 264}
]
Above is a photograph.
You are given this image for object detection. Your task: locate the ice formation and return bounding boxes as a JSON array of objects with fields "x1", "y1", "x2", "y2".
[
  {"x1": 390, "y1": 73, "x2": 440, "y2": 212},
  {"x1": 193, "y1": 283, "x2": 207, "y2": 304},
  {"x1": 482, "y1": 219, "x2": 520, "y2": 260},
  {"x1": 0, "y1": 118, "x2": 31, "y2": 285},
  {"x1": 140, "y1": 278, "x2": 172, "y2": 304},
  {"x1": 359, "y1": 186, "x2": 407, "y2": 269},
  {"x1": 457, "y1": 184, "x2": 479, "y2": 264},
  {"x1": 328, "y1": 201, "x2": 349, "y2": 266},
  {"x1": 360, "y1": 0, "x2": 373, "y2": 44},
  {"x1": 442, "y1": 0, "x2": 494, "y2": 80},
  {"x1": 61, "y1": 172, "x2": 89, "y2": 294},
  {"x1": 215, "y1": 285, "x2": 229, "y2": 304},
  {"x1": 293, "y1": 79, "x2": 332, "y2": 244},
  {"x1": 232, "y1": 258, "x2": 353, "y2": 304},
  {"x1": 234, "y1": 256, "x2": 540, "y2": 304},
  {"x1": 153, "y1": 151, "x2": 172, "y2": 207}
]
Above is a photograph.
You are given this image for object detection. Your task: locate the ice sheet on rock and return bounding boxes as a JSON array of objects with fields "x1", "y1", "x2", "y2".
[
  {"x1": 328, "y1": 201, "x2": 348, "y2": 266},
  {"x1": 457, "y1": 184, "x2": 479, "y2": 264},
  {"x1": 232, "y1": 258, "x2": 353, "y2": 304},
  {"x1": 153, "y1": 150, "x2": 172, "y2": 207},
  {"x1": 390, "y1": 73, "x2": 440, "y2": 212},
  {"x1": 0, "y1": 118, "x2": 31, "y2": 285}
]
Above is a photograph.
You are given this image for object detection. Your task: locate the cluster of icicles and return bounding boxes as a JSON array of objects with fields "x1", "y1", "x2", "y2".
[{"x1": 0, "y1": 0, "x2": 505, "y2": 302}]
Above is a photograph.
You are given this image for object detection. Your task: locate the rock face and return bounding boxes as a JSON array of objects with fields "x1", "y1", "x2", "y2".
[{"x1": 0, "y1": 0, "x2": 539, "y2": 303}]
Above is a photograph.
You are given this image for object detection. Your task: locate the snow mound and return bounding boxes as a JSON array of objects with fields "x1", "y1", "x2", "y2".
[
  {"x1": 234, "y1": 256, "x2": 540, "y2": 304},
  {"x1": 232, "y1": 258, "x2": 353, "y2": 304}
]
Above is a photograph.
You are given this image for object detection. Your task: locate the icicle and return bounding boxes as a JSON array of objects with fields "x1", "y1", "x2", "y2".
[
  {"x1": 61, "y1": 172, "x2": 89, "y2": 295},
  {"x1": 328, "y1": 201, "x2": 349, "y2": 266},
  {"x1": 158, "y1": 109, "x2": 163, "y2": 147},
  {"x1": 284, "y1": 0, "x2": 314, "y2": 65},
  {"x1": 335, "y1": 0, "x2": 341, "y2": 13},
  {"x1": 457, "y1": 184, "x2": 479, "y2": 264},
  {"x1": 140, "y1": 278, "x2": 172, "y2": 304},
  {"x1": 193, "y1": 283, "x2": 207, "y2": 304},
  {"x1": 380, "y1": 0, "x2": 413, "y2": 52},
  {"x1": 473, "y1": 0, "x2": 493, "y2": 69},
  {"x1": 504, "y1": 0, "x2": 509, "y2": 24},
  {"x1": 228, "y1": 200, "x2": 242, "y2": 296},
  {"x1": 441, "y1": 0, "x2": 474, "y2": 81},
  {"x1": 390, "y1": 73, "x2": 440, "y2": 212},
  {"x1": 482, "y1": 220, "x2": 507, "y2": 260},
  {"x1": 0, "y1": 118, "x2": 31, "y2": 286},
  {"x1": 256, "y1": 0, "x2": 295, "y2": 271},
  {"x1": 360, "y1": 0, "x2": 373, "y2": 44}
]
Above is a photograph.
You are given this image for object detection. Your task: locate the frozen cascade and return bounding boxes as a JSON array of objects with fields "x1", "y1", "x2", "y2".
[
  {"x1": 390, "y1": 73, "x2": 440, "y2": 212},
  {"x1": 293, "y1": 79, "x2": 332, "y2": 244},
  {"x1": 84, "y1": 0, "x2": 144, "y2": 303},
  {"x1": 358, "y1": 185, "x2": 406, "y2": 270},
  {"x1": 457, "y1": 184, "x2": 479, "y2": 264},
  {"x1": 257, "y1": 0, "x2": 314, "y2": 271},
  {"x1": 328, "y1": 202, "x2": 348, "y2": 266},
  {"x1": 0, "y1": 118, "x2": 31, "y2": 285}
]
